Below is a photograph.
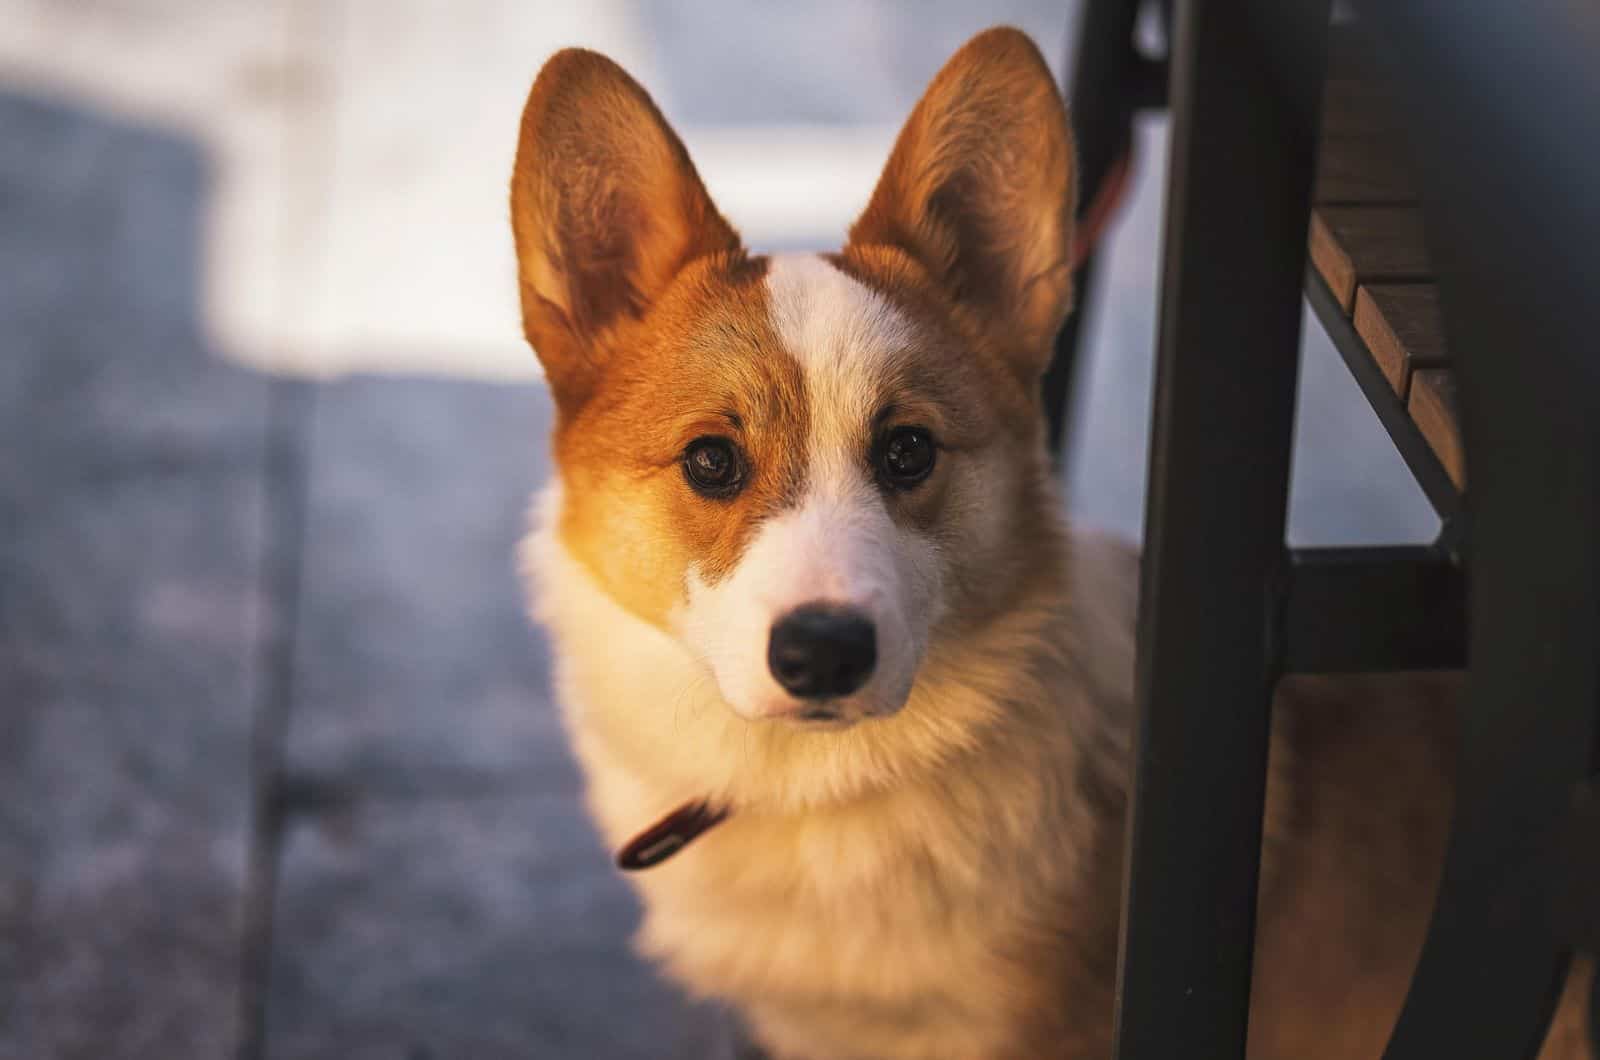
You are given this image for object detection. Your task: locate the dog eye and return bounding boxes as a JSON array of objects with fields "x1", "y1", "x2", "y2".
[
  {"x1": 876, "y1": 426, "x2": 937, "y2": 489},
  {"x1": 683, "y1": 436, "x2": 745, "y2": 498}
]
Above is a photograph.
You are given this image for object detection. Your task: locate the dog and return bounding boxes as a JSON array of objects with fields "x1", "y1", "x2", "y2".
[{"x1": 510, "y1": 27, "x2": 1593, "y2": 1059}]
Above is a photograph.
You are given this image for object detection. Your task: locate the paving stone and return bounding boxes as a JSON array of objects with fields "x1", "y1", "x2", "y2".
[
  {"x1": 265, "y1": 795, "x2": 731, "y2": 1060},
  {"x1": 285, "y1": 377, "x2": 572, "y2": 795},
  {"x1": 0, "y1": 0, "x2": 305, "y2": 375},
  {"x1": 0, "y1": 91, "x2": 273, "y2": 1058},
  {"x1": 644, "y1": 0, "x2": 1072, "y2": 125},
  {"x1": 273, "y1": 375, "x2": 732, "y2": 1054},
  {"x1": 0, "y1": 92, "x2": 268, "y2": 467}
]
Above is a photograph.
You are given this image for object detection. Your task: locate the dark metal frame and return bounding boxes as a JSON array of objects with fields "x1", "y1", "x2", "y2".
[
  {"x1": 1281, "y1": 545, "x2": 1464, "y2": 674},
  {"x1": 1353, "y1": 5, "x2": 1600, "y2": 1056},
  {"x1": 1111, "y1": 2, "x2": 1330, "y2": 1054},
  {"x1": 1054, "y1": 0, "x2": 1600, "y2": 1056},
  {"x1": 1044, "y1": 0, "x2": 1166, "y2": 456}
]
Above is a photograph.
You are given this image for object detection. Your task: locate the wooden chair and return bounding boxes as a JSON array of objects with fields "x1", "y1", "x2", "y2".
[{"x1": 1049, "y1": 2, "x2": 1600, "y2": 1055}]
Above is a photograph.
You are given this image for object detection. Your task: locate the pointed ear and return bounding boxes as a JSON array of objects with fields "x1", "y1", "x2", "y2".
[
  {"x1": 510, "y1": 49, "x2": 742, "y2": 409},
  {"x1": 847, "y1": 28, "x2": 1076, "y2": 379}
]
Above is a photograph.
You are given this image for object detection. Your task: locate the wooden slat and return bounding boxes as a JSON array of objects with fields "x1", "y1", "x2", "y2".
[
  {"x1": 1353, "y1": 284, "x2": 1448, "y2": 398},
  {"x1": 1313, "y1": 24, "x2": 1464, "y2": 501},
  {"x1": 1316, "y1": 60, "x2": 1417, "y2": 205},
  {"x1": 1318, "y1": 25, "x2": 1414, "y2": 201},
  {"x1": 1309, "y1": 207, "x2": 1433, "y2": 311},
  {"x1": 1321, "y1": 77, "x2": 1403, "y2": 139},
  {"x1": 1315, "y1": 135, "x2": 1418, "y2": 204},
  {"x1": 1409, "y1": 369, "x2": 1466, "y2": 488}
]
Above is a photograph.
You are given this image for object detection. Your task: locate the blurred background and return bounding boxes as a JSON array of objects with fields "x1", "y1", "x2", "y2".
[{"x1": 0, "y1": 2, "x2": 1435, "y2": 1057}]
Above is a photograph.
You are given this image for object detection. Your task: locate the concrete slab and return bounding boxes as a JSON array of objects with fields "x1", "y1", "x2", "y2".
[
  {"x1": 292, "y1": 0, "x2": 654, "y2": 379},
  {"x1": 264, "y1": 795, "x2": 729, "y2": 1060},
  {"x1": 282, "y1": 378, "x2": 566, "y2": 793},
  {"x1": 0, "y1": 0, "x2": 1082, "y2": 380},
  {"x1": 643, "y1": 0, "x2": 1071, "y2": 126},
  {"x1": 0, "y1": 91, "x2": 273, "y2": 1060},
  {"x1": 0, "y1": 0, "x2": 300, "y2": 374}
]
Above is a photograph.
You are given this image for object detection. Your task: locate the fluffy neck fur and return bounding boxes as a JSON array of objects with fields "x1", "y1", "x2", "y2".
[{"x1": 524, "y1": 478, "x2": 1135, "y2": 1059}]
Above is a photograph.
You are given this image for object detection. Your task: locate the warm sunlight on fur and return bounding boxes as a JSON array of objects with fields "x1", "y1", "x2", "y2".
[{"x1": 510, "y1": 26, "x2": 1592, "y2": 1060}]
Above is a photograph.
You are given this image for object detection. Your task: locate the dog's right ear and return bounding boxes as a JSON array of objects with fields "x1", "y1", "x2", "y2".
[
  {"x1": 510, "y1": 50, "x2": 742, "y2": 410},
  {"x1": 845, "y1": 28, "x2": 1075, "y2": 382}
]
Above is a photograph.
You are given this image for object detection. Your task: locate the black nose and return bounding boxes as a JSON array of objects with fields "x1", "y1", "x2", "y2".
[{"x1": 767, "y1": 604, "x2": 877, "y2": 699}]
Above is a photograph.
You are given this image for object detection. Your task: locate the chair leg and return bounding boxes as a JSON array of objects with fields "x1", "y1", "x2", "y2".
[
  {"x1": 1590, "y1": 972, "x2": 1599, "y2": 1055},
  {"x1": 1045, "y1": 0, "x2": 1150, "y2": 460},
  {"x1": 1111, "y1": 1, "x2": 1330, "y2": 1057},
  {"x1": 1042, "y1": 256, "x2": 1099, "y2": 455}
]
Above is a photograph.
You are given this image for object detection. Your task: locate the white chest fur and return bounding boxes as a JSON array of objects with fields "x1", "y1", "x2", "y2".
[{"x1": 523, "y1": 485, "x2": 1132, "y2": 1059}]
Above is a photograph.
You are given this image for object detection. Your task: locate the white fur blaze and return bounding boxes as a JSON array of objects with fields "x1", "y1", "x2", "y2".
[{"x1": 674, "y1": 254, "x2": 944, "y2": 722}]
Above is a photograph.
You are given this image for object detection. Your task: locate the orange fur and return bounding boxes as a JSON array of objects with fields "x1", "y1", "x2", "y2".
[
  {"x1": 849, "y1": 29, "x2": 1078, "y2": 381},
  {"x1": 511, "y1": 48, "x2": 745, "y2": 411}
]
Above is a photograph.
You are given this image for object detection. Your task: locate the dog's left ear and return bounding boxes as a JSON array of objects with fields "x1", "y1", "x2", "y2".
[
  {"x1": 510, "y1": 49, "x2": 743, "y2": 411},
  {"x1": 847, "y1": 28, "x2": 1076, "y2": 379}
]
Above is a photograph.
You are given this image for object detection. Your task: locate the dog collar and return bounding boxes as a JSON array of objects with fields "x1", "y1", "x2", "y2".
[{"x1": 616, "y1": 800, "x2": 729, "y2": 871}]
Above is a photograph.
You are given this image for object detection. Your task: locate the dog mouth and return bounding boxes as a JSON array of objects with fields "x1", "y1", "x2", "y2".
[
  {"x1": 780, "y1": 696, "x2": 901, "y2": 729},
  {"x1": 795, "y1": 704, "x2": 851, "y2": 726},
  {"x1": 745, "y1": 666, "x2": 919, "y2": 727},
  {"x1": 745, "y1": 699, "x2": 869, "y2": 729}
]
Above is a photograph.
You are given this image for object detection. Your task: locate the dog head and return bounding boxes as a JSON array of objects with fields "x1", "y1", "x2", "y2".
[{"x1": 512, "y1": 28, "x2": 1076, "y2": 727}]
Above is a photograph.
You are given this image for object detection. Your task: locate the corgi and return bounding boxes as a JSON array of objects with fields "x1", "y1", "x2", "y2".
[{"x1": 510, "y1": 27, "x2": 1594, "y2": 1060}]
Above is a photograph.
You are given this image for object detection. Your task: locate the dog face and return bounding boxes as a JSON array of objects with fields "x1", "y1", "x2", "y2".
[{"x1": 511, "y1": 29, "x2": 1076, "y2": 726}]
